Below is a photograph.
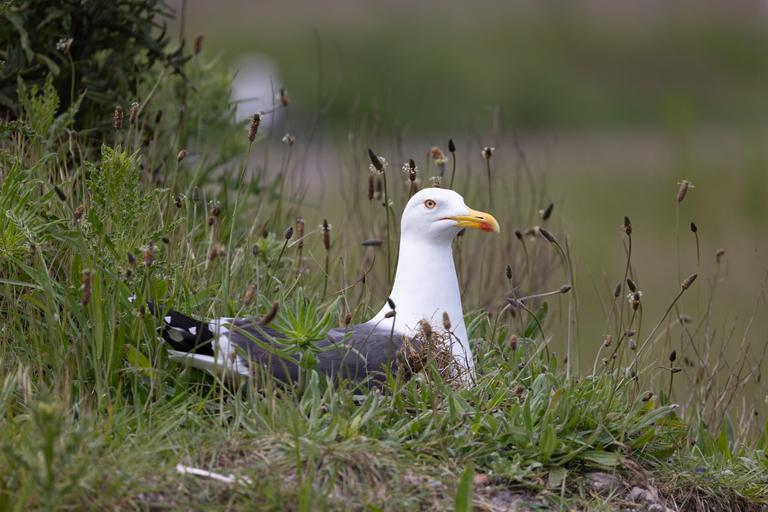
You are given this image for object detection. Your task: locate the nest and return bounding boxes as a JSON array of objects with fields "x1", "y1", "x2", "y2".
[{"x1": 396, "y1": 320, "x2": 468, "y2": 387}]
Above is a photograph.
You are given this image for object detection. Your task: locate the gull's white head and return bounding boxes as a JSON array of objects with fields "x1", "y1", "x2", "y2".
[{"x1": 400, "y1": 188, "x2": 500, "y2": 243}]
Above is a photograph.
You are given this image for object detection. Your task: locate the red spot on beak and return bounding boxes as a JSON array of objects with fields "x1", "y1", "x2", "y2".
[{"x1": 480, "y1": 222, "x2": 493, "y2": 232}]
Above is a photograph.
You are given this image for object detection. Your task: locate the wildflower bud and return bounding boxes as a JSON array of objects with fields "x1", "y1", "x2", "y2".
[
  {"x1": 361, "y1": 239, "x2": 383, "y2": 247},
  {"x1": 442, "y1": 311, "x2": 451, "y2": 330},
  {"x1": 625, "y1": 330, "x2": 636, "y2": 337},
  {"x1": 632, "y1": 291, "x2": 641, "y2": 310},
  {"x1": 408, "y1": 158, "x2": 416, "y2": 182},
  {"x1": 626, "y1": 278, "x2": 637, "y2": 292},
  {"x1": 177, "y1": 149, "x2": 186, "y2": 162},
  {"x1": 514, "y1": 229, "x2": 523, "y2": 241},
  {"x1": 284, "y1": 226, "x2": 293, "y2": 240},
  {"x1": 603, "y1": 335, "x2": 613, "y2": 347},
  {"x1": 252, "y1": 244, "x2": 260, "y2": 257},
  {"x1": 259, "y1": 301, "x2": 279, "y2": 325},
  {"x1": 322, "y1": 219, "x2": 330, "y2": 251},
  {"x1": 387, "y1": 298, "x2": 396, "y2": 310},
  {"x1": 191, "y1": 186, "x2": 200, "y2": 202},
  {"x1": 629, "y1": 338, "x2": 637, "y2": 350},
  {"x1": 623, "y1": 216, "x2": 632, "y2": 236},
  {"x1": 243, "y1": 283, "x2": 257, "y2": 305},
  {"x1": 207, "y1": 243, "x2": 225, "y2": 261},
  {"x1": 507, "y1": 334, "x2": 518, "y2": 351},
  {"x1": 295, "y1": 218, "x2": 305, "y2": 249},
  {"x1": 113, "y1": 106, "x2": 123, "y2": 129},
  {"x1": 679, "y1": 314, "x2": 693, "y2": 324},
  {"x1": 669, "y1": 350, "x2": 677, "y2": 362},
  {"x1": 74, "y1": 204, "x2": 85, "y2": 221},
  {"x1": 368, "y1": 175, "x2": 374, "y2": 201},
  {"x1": 676, "y1": 180, "x2": 692, "y2": 203},
  {"x1": 540, "y1": 203, "x2": 554, "y2": 221},
  {"x1": 282, "y1": 133, "x2": 295, "y2": 146},
  {"x1": 81, "y1": 269, "x2": 91, "y2": 306},
  {"x1": 193, "y1": 35, "x2": 204, "y2": 55},
  {"x1": 211, "y1": 202, "x2": 221, "y2": 217},
  {"x1": 161, "y1": 236, "x2": 170, "y2": 245},
  {"x1": 671, "y1": 367, "x2": 682, "y2": 374},
  {"x1": 681, "y1": 273, "x2": 697, "y2": 290},
  {"x1": 344, "y1": 313, "x2": 352, "y2": 326},
  {"x1": 559, "y1": 284, "x2": 572, "y2": 294},
  {"x1": 129, "y1": 102, "x2": 139, "y2": 125},
  {"x1": 247, "y1": 113, "x2": 261, "y2": 142},
  {"x1": 279, "y1": 88, "x2": 289, "y2": 107},
  {"x1": 368, "y1": 149, "x2": 384, "y2": 172},
  {"x1": 174, "y1": 194, "x2": 183, "y2": 208},
  {"x1": 613, "y1": 282, "x2": 622, "y2": 298},
  {"x1": 384, "y1": 310, "x2": 396, "y2": 319},
  {"x1": 641, "y1": 391, "x2": 653, "y2": 402},
  {"x1": 505, "y1": 264, "x2": 513, "y2": 280},
  {"x1": 448, "y1": 138, "x2": 456, "y2": 153},
  {"x1": 482, "y1": 146, "x2": 494, "y2": 160},
  {"x1": 690, "y1": 222, "x2": 697, "y2": 233},
  {"x1": 127, "y1": 252, "x2": 136, "y2": 266},
  {"x1": 207, "y1": 216, "x2": 214, "y2": 226},
  {"x1": 419, "y1": 320, "x2": 432, "y2": 339},
  {"x1": 539, "y1": 227, "x2": 556, "y2": 244},
  {"x1": 155, "y1": 110, "x2": 163, "y2": 124},
  {"x1": 716, "y1": 248, "x2": 726, "y2": 263},
  {"x1": 53, "y1": 185, "x2": 67, "y2": 202},
  {"x1": 143, "y1": 243, "x2": 154, "y2": 266}
]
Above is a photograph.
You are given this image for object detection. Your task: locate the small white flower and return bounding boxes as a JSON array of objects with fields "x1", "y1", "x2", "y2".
[
  {"x1": 430, "y1": 176, "x2": 442, "y2": 187},
  {"x1": 282, "y1": 133, "x2": 296, "y2": 146},
  {"x1": 401, "y1": 162, "x2": 418, "y2": 175},
  {"x1": 481, "y1": 146, "x2": 495, "y2": 160},
  {"x1": 56, "y1": 37, "x2": 73, "y2": 54}
]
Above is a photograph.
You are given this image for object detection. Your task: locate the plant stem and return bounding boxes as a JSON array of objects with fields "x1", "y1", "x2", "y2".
[{"x1": 485, "y1": 159, "x2": 493, "y2": 209}]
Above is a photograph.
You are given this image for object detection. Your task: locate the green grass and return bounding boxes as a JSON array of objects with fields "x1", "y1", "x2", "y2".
[{"x1": 1, "y1": 33, "x2": 768, "y2": 511}]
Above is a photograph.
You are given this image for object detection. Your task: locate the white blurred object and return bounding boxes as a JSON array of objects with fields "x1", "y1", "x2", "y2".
[
  {"x1": 230, "y1": 53, "x2": 282, "y2": 127},
  {"x1": 176, "y1": 463, "x2": 253, "y2": 485}
]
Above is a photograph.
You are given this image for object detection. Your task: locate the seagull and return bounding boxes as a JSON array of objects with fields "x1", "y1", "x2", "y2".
[{"x1": 155, "y1": 188, "x2": 499, "y2": 385}]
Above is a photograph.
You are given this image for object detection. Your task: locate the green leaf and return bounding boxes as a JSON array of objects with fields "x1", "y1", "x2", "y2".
[
  {"x1": 626, "y1": 404, "x2": 678, "y2": 435},
  {"x1": 581, "y1": 450, "x2": 620, "y2": 467},
  {"x1": 523, "y1": 301, "x2": 548, "y2": 339},
  {"x1": 547, "y1": 467, "x2": 567, "y2": 489},
  {"x1": 539, "y1": 424, "x2": 557, "y2": 461},
  {"x1": 454, "y1": 463, "x2": 474, "y2": 512},
  {"x1": 125, "y1": 346, "x2": 151, "y2": 374}
]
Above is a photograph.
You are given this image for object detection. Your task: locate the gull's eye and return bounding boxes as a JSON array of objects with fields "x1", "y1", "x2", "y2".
[{"x1": 424, "y1": 199, "x2": 437, "y2": 209}]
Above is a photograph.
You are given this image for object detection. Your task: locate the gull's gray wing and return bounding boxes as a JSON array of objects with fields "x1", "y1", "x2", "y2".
[{"x1": 225, "y1": 319, "x2": 407, "y2": 384}]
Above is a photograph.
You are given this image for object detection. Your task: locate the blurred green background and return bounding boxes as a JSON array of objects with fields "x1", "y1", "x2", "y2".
[
  {"x1": 178, "y1": 0, "x2": 768, "y2": 132},
  {"x1": 175, "y1": 0, "x2": 768, "y2": 372}
]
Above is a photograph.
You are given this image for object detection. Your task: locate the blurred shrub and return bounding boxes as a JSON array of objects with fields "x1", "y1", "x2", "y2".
[{"x1": 0, "y1": 0, "x2": 175, "y2": 137}]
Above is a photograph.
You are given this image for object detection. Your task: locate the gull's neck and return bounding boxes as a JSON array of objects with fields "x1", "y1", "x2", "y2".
[{"x1": 371, "y1": 233, "x2": 473, "y2": 371}]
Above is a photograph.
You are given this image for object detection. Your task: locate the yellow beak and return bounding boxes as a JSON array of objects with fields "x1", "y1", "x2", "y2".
[{"x1": 446, "y1": 208, "x2": 500, "y2": 233}]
